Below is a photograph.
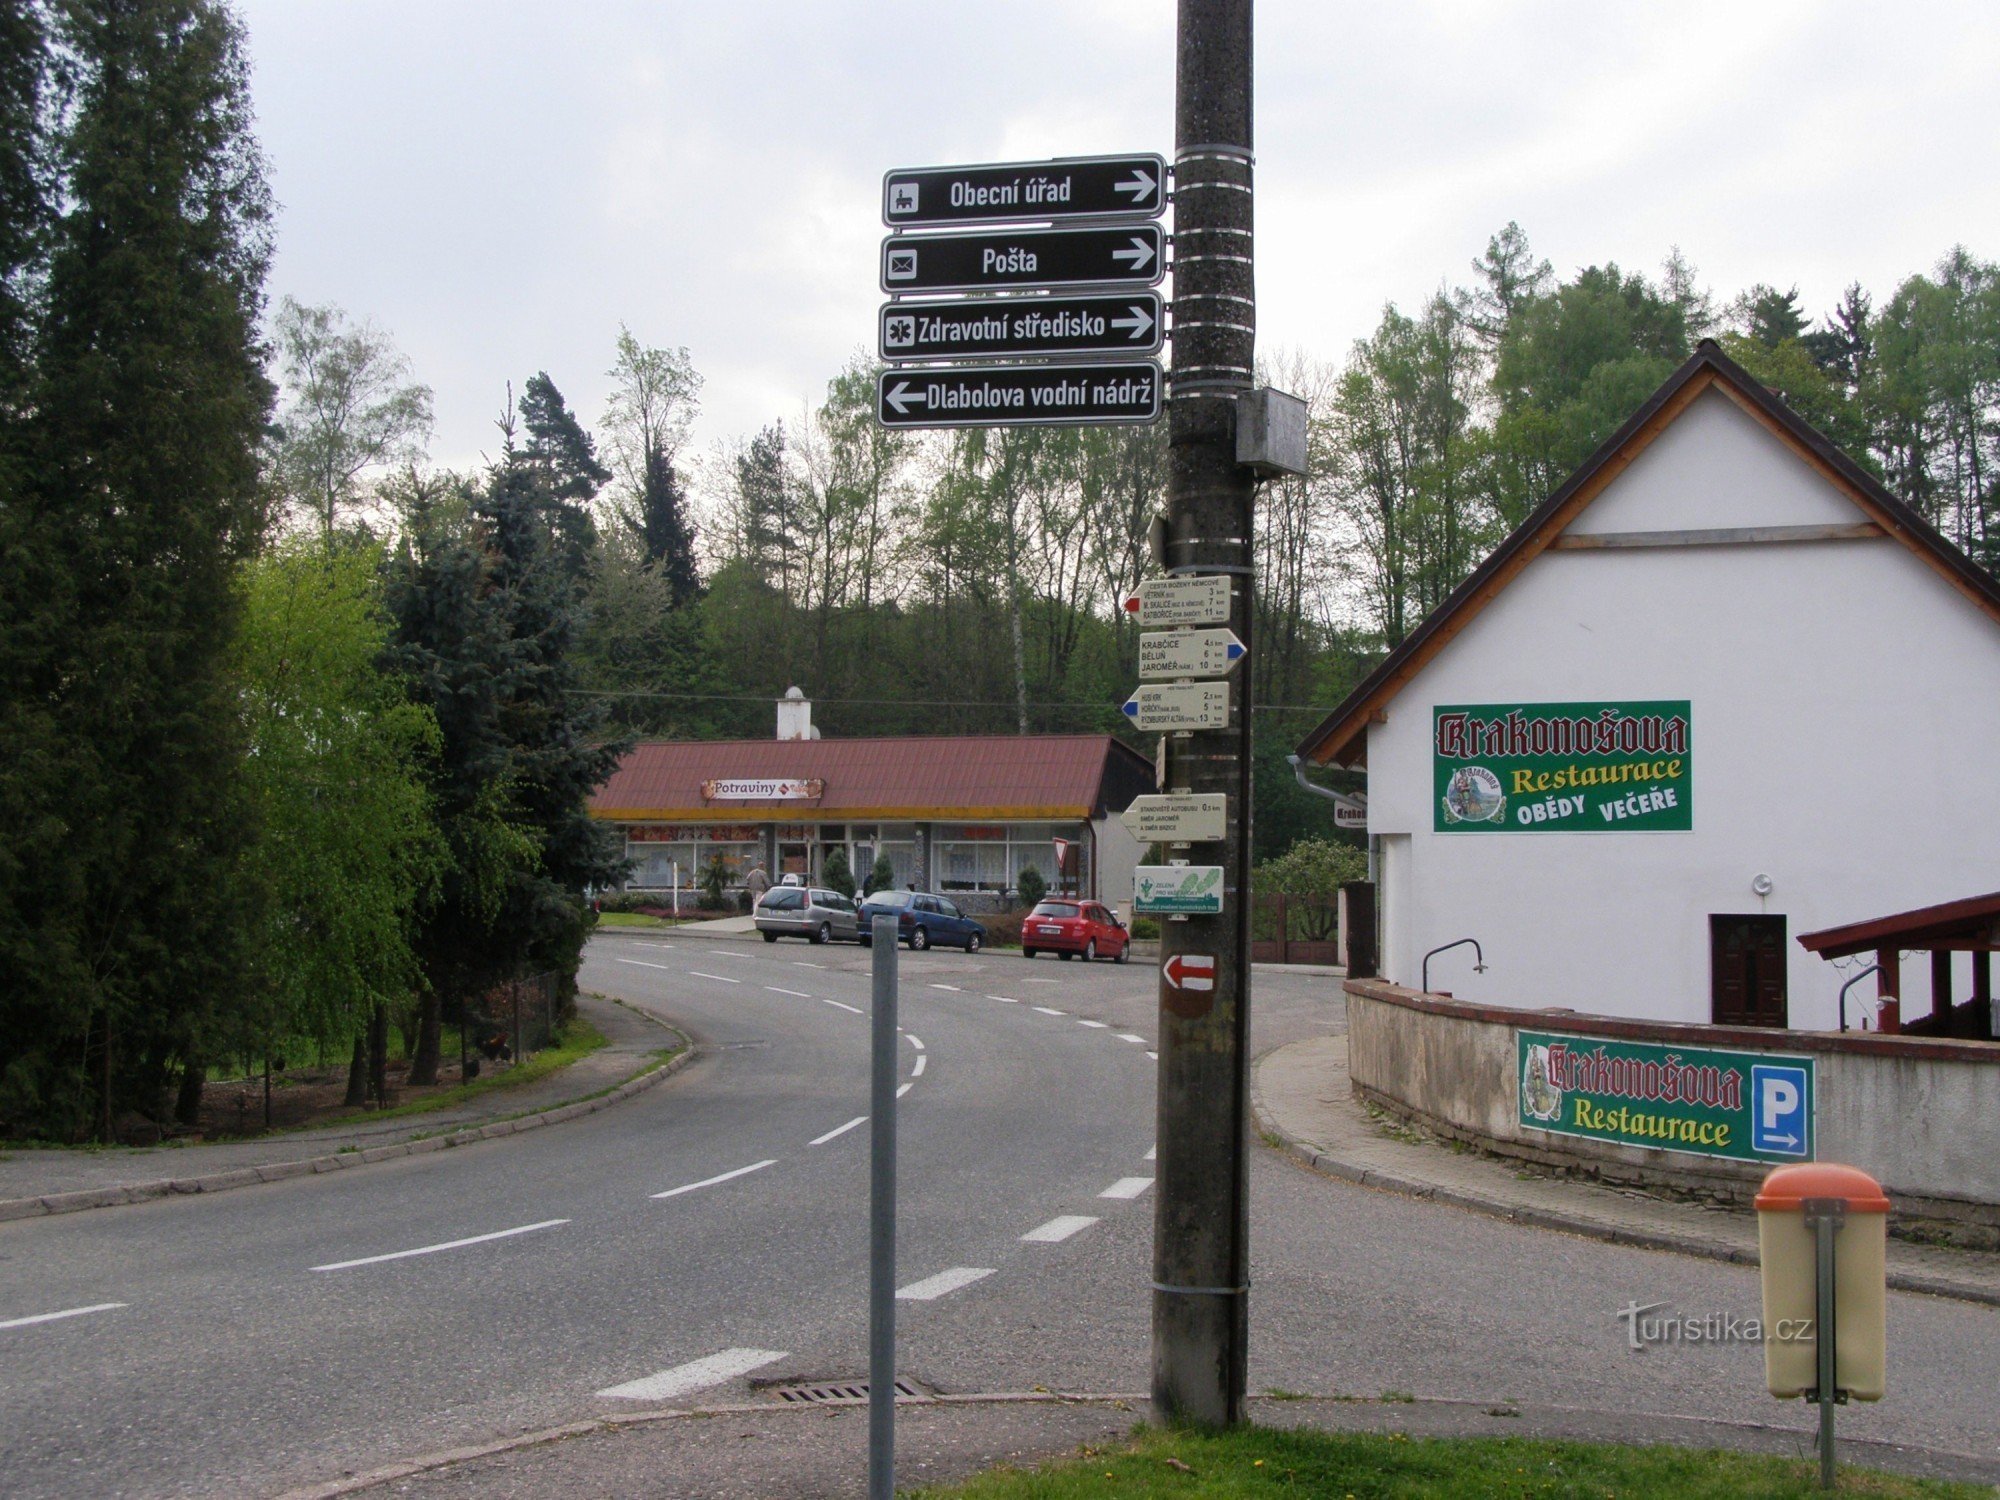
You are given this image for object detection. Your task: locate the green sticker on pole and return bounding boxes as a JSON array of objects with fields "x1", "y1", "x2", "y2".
[
  {"x1": 1133, "y1": 865, "x2": 1224, "y2": 916},
  {"x1": 1434, "y1": 700, "x2": 1692, "y2": 833}
]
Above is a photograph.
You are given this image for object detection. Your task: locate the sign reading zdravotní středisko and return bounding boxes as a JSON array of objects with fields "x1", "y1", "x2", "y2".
[
  {"x1": 1519, "y1": 1030, "x2": 1813, "y2": 1165},
  {"x1": 1433, "y1": 701, "x2": 1691, "y2": 833}
]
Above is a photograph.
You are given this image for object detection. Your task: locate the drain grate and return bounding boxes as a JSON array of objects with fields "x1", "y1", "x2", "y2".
[{"x1": 761, "y1": 1378, "x2": 929, "y2": 1405}]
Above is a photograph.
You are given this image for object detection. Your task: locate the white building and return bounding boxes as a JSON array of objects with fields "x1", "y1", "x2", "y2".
[{"x1": 1296, "y1": 341, "x2": 2000, "y2": 1032}]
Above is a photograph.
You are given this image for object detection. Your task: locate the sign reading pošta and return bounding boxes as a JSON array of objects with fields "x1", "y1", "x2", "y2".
[
  {"x1": 1519, "y1": 1030, "x2": 1813, "y2": 1164},
  {"x1": 1139, "y1": 627, "x2": 1244, "y2": 680},
  {"x1": 1134, "y1": 865, "x2": 1224, "y2": 916},
  {"x1": 1434, "y1": 700, "x2": 1691, "y2": 833},
  {"x1": 884, "y1": 155, "x2": 1166, "y2": 227},
  {"x1": 878, "y1": 363, "x2": 1159, "y2": 430},
  {"x1": 880, "y1": 292, "x2": 1162, "y2": 362},
  {"x1": 881, "y1": 223, "x2": 1164, "y2": 295}
]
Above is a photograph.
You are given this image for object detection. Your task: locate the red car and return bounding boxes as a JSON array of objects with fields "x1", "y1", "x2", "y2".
[{"x1": 1022, "y1": 899, "x2": 1130, "y2": 962}]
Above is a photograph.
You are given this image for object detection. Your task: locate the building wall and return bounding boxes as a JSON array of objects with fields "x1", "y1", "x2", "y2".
[
  {"x1": 1093, "y1": 812, "x2": 1143, "y2": 912},
  {"x1": 1366, "y1": 390, "x2": 2000, "y2": 1029}
]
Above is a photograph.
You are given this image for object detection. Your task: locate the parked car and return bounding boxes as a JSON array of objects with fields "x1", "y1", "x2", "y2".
[
  {"x1": 1021, "y1": 898, "x2": 1130, "y2": 962},
  {"x1": 856, "y1": 889, "x2": 986, "y2": 953},
  {"x1": 754, "y1": 885, "x2": 860, "y2": 944}
]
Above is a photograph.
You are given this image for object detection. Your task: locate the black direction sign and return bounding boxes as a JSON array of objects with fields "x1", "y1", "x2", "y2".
[
  {"x1": 883, "y1": 154, "x2": 1167, "y2": 227},
  {"x1": 881, "y1": 223, "x2": 1165, "y2": 295},
  {"x1": 879, "y1": 293, "x2": 1163, "y2": 363},
  {"x1": 877, "y1": 362, "x2": 1162, "y2": 430}
]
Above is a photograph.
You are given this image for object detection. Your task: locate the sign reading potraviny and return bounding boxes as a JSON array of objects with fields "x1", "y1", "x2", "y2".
[
  {"x1": 879, "y1": 292, "x2": 1163, "y2": 362},
  {"x1": 1122, "y1": 681, "x2": 1229, "y2": 732},
  {"x1": 881, "y1": 223, "x2": 1165, "y2": 295},
  {"x1": 883, "y1": 155, "x2": 1167, "y2": 227},
  {"x1": 1134, "y1": 866, "x2": 1225, "y2": 916},
  {"x1": 1138, "y1": 627, "x2": 1245, "y2": 681},
  {"x1": 1122, "y1": 574, "x2": 1232, "y2": 628},
  {"x1": 1121, "y1": 793, "x2": 1228, "y2": 844},
  {"x1": 701, "y1": 777, "x2": 825, "y2": 801},
  {"x1": 1433, "y1": 701, "x2": 1692, "y2": 833},
  {"x1": 1519, "y1": 1030, "x2": 1813, "y2": 1165},
  {"x1": 878, "y1": 363, "x2": 1160, "y2": 430}
]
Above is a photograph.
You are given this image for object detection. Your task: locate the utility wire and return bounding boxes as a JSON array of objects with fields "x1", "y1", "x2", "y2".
[{"x1": 575, "y1": 687, "x2": 1332, "y2": 714}]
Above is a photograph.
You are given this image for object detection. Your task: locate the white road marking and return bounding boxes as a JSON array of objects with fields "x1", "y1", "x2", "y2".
[
  {"x1": 912, "y1": 1054, "x2": 927, "y2": 1076},
  {"x1": 1147, "y1": 1051, "x2": 1158, "y2": 1060},
  {"x1": 986, "y1": 994, "x2": 1018, "y2": 1004},
  {"x1": 822, "y1": 998, "x2": 863, "y2": 1015},
  {"x1": 616, "y1": 958, "x2": 673, "y2": 970},
  {"x1": 688, "y1": 971, "x2": 740, "y2": 984},
  {"x1": 1145, "y1": 1145, "x2": 1157, "y2": 1161},
  {"x1": 0, "y1": 1302, "x2": 127, "y2": 1331},
  {"x1": 1021, "y1": 1215, "x2": 1098, "y2": 1243},
  {"x1": 793, "y1": 962, "x2": 826, "y2": 969},
  {"x1": 652, "y1": 1160, "x2": 777, "y2": 1200},
  {"x1": 1032, "y1": 1006, "x2": 1066, "y2": 1016},
  {"x1": 764, "y1": 986, "x2": 811, "y2": 997},
  {"x1": 809, "y1": 1116, "x2": 867, "y2": 1146},
  {"x1": 312, "y1": 1220, "x2": 568, "y2": 1272},
  {"x1": 1117, "y1": 1033, "x2": 1146, "y2": 1044},
  {"x1": 896, "y1": 1082, "x2": 913, "y2": 1098},
  {"x1": 708, "y1": 951, "x2": 752, "y2": 959},
  {"x1": 1100, "y1": 1177, "x2": 1154, "y2": 1200},
  {"x1": 1023, "y1": 978, "x2": 1058, "y2": 985},
  {"x1": 930, "y1": 984, "x2": 961, "y2": 992},
  {"x1": 904, "y1": 1034, "x2": 924, "y2": 1050},
  {"x1": 597, "y1": 1347, "x2": 787, "y2": 1402},
  {"x1": 1077, "y1": 1019, "x2": 1109, "y2": 1029},
  {"x1": 896, "y1": 1267, "x2": 994, "y2": 1301}
]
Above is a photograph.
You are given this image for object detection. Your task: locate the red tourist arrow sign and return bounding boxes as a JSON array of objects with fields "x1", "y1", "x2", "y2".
[{"x1": 1161, "y1": 953, "x2": 1216, "y2": 992}]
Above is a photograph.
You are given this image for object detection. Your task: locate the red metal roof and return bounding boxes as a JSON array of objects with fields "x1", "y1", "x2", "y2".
[{"x1": 591, "y1": 733, "x2": 1153, "y2": 823}]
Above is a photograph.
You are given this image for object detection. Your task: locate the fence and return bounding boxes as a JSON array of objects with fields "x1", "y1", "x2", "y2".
[
  {"x1": 1249, "y1": 891, "x2": 1340, "y2": 966},
  {"x1": 470, "y1": 971, "x2": 562, "y2": 1064}
]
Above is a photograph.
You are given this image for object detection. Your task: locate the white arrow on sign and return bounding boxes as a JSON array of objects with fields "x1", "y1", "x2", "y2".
[
  {"x1": 1112, "y1": 236, "x2": 1156, "y2": 273},
  {"x1": 1111, "y1": 304, "x2": 1156, "y2": 341},
  {"x1": 883, "y1": 381, "x2": 926, "y2": 416},
  {"x1": 1116, "y1": 167, "x2": 1158, "y2": 204}
]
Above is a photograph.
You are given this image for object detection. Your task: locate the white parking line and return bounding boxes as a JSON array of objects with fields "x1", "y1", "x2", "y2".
[
  {"x1": 1116, "y1": 1033, "x2": 1146, "y2": 1044},
  {"x1": 911, "y1": 1054, "x2": 927, "y2": 1076},
  {"x1": 312, "y1": 1219, "x2": 568, "y2": 1272},
  {"x1": 1100, "y1": 1177, "x2": 1154, "y2": 1200},
  {"x1": 688, "y1": 971, "x2": 740, "y2": 984},
  {"x1": 1076, "y1": 1020, "x2": 1109, "y2": 1029},
  {"x1": 793, "y1": 962, "x2": 826, "y2": 969},
  {"x1": 597, "y1": 1347, "x2": 788, "y2": 1402},
  {"x1": 1021, "y1": 1215, "x2": 1098, "y2": 1243},
  {"x1": 809, "y1": 1115, "x2": 867, "y2": 1145},
  {"x1": 904, "y1": 1034, "x2": 925, "y2": 1050},
  {"x1": 616, "y1": 958, "x2": 673, "y2": 970},
  {"x1": 896, "y1": 1267, "x2": 994, "y2": 1301},
  {"x1": 764, "y1": 986, "x2": 811, "y2": 997},
  {"x1": 652, "y1": 1160, "x2": 777, "y2": 1200},
  {"x1": 1032, "y1": 1006, "x2": 1066, "y2": 1016},
  {"x1": 1145, "y1": 1145, "x2": 1157, "y2": 1161},
  {"x1": 896, "y1": 1082, "x2": 913, "y2": 1098},
  {"x1": 986, "y1": 995, "x2": 1019, "y2": 1004},
  {"x1": 822, "y1": 998, "x2": 863, "y2": 1014},
  {"x1": 929, "y1": 984, "x2": 961, "y2": 992},
  {"x1": 0, "y1": 1302, "x2": 127, "y2": 1331}
]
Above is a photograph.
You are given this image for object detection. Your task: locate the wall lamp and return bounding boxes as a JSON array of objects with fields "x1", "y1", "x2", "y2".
[{"x1": 1838, "y1": 963, "x2": 1884, "y2": 1034}]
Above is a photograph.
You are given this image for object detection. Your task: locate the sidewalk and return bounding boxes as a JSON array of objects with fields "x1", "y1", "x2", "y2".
[
  {"x1": 0, "y1": 994, "x2": 689, "y2": 1221},
  {"x1": 1253, "y1": 1033, "x2": 2000, "y2": 1307}
]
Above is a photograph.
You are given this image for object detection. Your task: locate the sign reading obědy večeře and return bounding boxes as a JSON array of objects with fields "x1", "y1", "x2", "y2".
[{"x1": 1433, "y1": 701, "x2": 1691, "y2": 833}]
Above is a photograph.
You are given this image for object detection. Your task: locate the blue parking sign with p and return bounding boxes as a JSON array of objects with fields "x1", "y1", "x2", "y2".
[{"x1": 1750, "y1": 1062, "x2": 1812, "y2": 1158}]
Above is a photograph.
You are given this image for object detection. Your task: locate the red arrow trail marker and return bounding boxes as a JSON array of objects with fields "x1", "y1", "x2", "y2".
[{"x1": 1161, "y1": 954, "x2": 1215, "y2": 992}]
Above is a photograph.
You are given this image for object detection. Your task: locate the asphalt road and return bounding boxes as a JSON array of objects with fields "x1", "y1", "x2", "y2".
[{"x1": 0, "y1": 930, "x2": 1995, "y2": 1499}]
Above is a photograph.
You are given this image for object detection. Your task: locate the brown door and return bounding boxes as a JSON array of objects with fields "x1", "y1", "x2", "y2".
[{"x1": 1711, "y1": 915, "x2": 1787, "y2": 1027}]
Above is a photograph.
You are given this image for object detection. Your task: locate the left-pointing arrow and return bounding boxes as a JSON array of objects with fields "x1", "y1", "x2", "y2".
[{"x1": 884, "y1": 381, "x2": 925, "y2": 416}]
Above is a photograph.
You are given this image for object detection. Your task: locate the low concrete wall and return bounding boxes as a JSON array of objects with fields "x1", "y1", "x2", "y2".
[{"x1": 1345, "y1": 978, "x2": 2000, "y2": 1241}]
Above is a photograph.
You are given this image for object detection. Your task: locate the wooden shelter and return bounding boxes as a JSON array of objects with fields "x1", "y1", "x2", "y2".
[{"x1": 1798, "y1": 892, "x2": 2000, "y2": 1038}]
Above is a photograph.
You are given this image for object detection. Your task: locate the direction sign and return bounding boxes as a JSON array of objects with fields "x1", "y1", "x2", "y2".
[
  {"x1": 883, "y1": 154, "x2": 1167, "y2": 228},
  {"x1": 881, "y1": 223, "x2": 1165, "y2": 295},
  {"x1": 1121, "y1": 793, "x2": 1228, "y2": 843},
  {"x1": 1134, "y1": 866, "x2": 1225, "y2": 916},
  {"x1": 1139, "y1": 628, "x2": 1245, "y2": 681},
  {"x1": 880, "y1": 293, "x2": 1163, "y2": 363},
  {"x1": 878, "y1": 362, "x2": 1161, "y2": 430},
  {"x1": 1122, "y1": 681, "x2": 1230, "y2": 732},
  {"x1": 1161, "y1": 953, "x2": 1216, "y2": 991},
  {"x1": 1123, "y1": 574, "x2": 1232, "y2": 628}
]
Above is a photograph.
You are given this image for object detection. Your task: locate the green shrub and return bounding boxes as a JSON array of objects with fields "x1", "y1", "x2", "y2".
[
  {"x1": 698, "y1": 854, "x2": 729, "y2": 910},
  {"x1": 823, "y1": 846, "x2": 856, "y2": 898},
  {"x1": 1015, "y1": 864, "x2": 1047, "y2": 909},
  {"x1": 863, "y1": 853, "x2": 895, "y2": 896}
]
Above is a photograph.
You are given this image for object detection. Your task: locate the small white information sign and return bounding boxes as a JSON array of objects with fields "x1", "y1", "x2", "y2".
[
  {"x1": 1139, "y1": 628, "x2": 1245, "y2": 680},
  {"x1": 1134, "y1": 866, "x2": 1225, "y2": 916},
  {"x1": 1121, "y1": 682, "x2": 1229, "y2": 732},
  {"x1": 1123, "y1": 574, "x2": 1232, "y2": 628},
  {"x1": 1121, "y1": 793, "x2": 1228, "y2": 843}
]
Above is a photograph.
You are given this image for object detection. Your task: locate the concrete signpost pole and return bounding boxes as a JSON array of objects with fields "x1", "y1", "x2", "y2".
[
  {"x1": 868, "y1": 914, "x2": 899, "y2": 1499},
  {"x1": 1152, "y1": 0, "x2": 1256, "y2": 1427}
]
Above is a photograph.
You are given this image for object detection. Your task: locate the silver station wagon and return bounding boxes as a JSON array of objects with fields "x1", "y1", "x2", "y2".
[{"x1": 754, "y1": 885, "x2": 861, "y2": 944}]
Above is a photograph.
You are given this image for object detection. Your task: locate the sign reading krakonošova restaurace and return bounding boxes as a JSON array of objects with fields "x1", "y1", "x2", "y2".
[
  {"x1": 1433, "y1": 700, "x2": 1691, "y2": 832},
  {"x1": 1518, "y1": 1030, "x2": 1814, "y2": 1165}
]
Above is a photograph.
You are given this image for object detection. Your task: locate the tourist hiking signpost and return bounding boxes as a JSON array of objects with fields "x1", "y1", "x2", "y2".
[
  {"x1": 883, "y1": 154, "x2": 1167, "y2": 226},
  {"x1": 1122, "y1": 682, "x2": 1230, "y2": 732},
  {"x1": 1121, "y1": 793, "x2": 1229, "y2": 844},
  {"x1": 1139, "y1": 627, "x2": 1245, "y2": 679},
  {"x1": 1122, "y1": 574, "x2": 1231, "y2": 627}
]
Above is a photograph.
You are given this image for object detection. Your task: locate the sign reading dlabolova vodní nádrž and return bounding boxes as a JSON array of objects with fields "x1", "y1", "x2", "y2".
[
  {"x1": 1433, "y1": 700, "x2": 1691, "y2": 833},
  {"x1": 1519, "y1": 1031, "x2": 1813, "y2": 1165}
]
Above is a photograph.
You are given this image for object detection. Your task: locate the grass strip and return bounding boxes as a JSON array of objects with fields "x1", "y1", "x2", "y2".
[
  {"x1": 334, "y1": 1018, "x2": 614, "y2": 1125},
  {"x1": 910, "y1": 1424, "x2": 1985, "y2": 1499}
]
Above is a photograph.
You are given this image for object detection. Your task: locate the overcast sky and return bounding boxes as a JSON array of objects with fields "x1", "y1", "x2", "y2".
[{"x1": 238, "y1": 1, "x2": 2000, "y2": 475}]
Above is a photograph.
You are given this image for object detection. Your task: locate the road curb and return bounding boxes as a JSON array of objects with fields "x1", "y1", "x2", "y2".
[
  {"x1": 0, "y1": 1035, "x2": 695, "y2": 1226},
  {"x1": 1248, "y1": 1053, "x2": 2000, "y2": 1308}
]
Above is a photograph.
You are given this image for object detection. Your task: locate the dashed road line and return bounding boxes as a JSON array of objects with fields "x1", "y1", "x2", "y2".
[
  {"x1": 1147, "y1": 1051, "x2": 1158, "y2": 1060},
  {"x1": 1145, "y1": 1145, "x2": 1157, "y2": 1161},
  {"x1": 912, "y1": 1054, "x2": 926, "y2": 1076},
  {"x1": 1021, "y1": 1215, "x2": 1098, "y2": 1243},
  {"x1": 929, "y1": 984, "x2": 961, "y2": 992},
  {"x1": 688, "y1": 971, "x2": 740, "y2": 984},
  {"x1": 1100, "y1": 1177, "x2": 1154, "y2": 1200},
  {"x1": 896, "y1": 1082, "x2": 913, "y2": 1098},
  {"x1": 1032, "y1": 1006, "x2": 1067, "y2": 1016},
  {"x1": 896, "y1": 1267, "x2": 994, "y2": 1301},
  {"x1": 904, "y1": 1034, "x2": 925, "y2": 1050},
  {"x1": 809, "y1": 1116, "x2": 867, "y2": 1146},
  {"x1": 1023, "y1": 978, "x2": 1059, "y2": 985},
  {"x1": 822, "y1": 998, "x2": 864, "y2": 1014},
  {"x1": 597, "y1": 1347, "x2": 788, "y2": 1402},
  {"x1": 652, "y1": 1160, "x2": 777, "y2": 1200},
  {"x1": 1077, "y1": 1020, "x2": 1109, "y2": 1029},
  {"x1": 312, "y1": 1219, "x2": 568, "y2": 1272},
  {"x1": 1116, "y1": 1033, "x2": 1146, "y2": 1044},
  {"x1": 764, "y1": 986, "x2": 811, "y2": 997},
  {"x1": 793, "y1": 962, "x2": 826, "y2": 969},
  {"x1": 0, "y1": 1302, "x2": 127, "y2": 1331},
  {"x1": 616, "y1": 958, "x2": 673, "y2": 970},
  {"x1": 986, "y1": 994, "x2": 1018, "y2": 1004}
]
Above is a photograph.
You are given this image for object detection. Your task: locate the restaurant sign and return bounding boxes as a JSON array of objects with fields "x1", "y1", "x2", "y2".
[
  {"x1": 1434, "y1": 700, "x2": 1691, "y2": 833},
  {"x1": 700, "y1": 778, "x2": 825, "y2": 801},
  {"x1": 1518, "y1": 1030, "x2": 1813, "y2": 1164}
]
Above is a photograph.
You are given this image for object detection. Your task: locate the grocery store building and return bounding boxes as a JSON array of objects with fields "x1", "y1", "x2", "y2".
[{"x1": 591, "y1": 694, "x2": 1155, "y2": 910}]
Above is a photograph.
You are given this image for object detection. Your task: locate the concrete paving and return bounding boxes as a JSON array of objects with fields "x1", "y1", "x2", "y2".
[{"x1": 1253, "y1": 1032, "x2": 2000, "y2": 1306}]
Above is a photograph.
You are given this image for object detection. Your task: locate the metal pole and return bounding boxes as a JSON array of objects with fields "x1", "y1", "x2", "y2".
[
  {"x1": 1811, "y1": 1202, "x2": 1842, "y2": 1489},
  {"x1": 868, "y1": 914, "x2": 899, "y2": 1499},
  {"x1": 1153, "y1": 0, "x2": 1255, "y2": 1429}
]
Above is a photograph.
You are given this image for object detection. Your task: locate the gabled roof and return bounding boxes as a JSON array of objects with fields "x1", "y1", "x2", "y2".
[
  {"x1": 591, "y1": 733, "x2": 1154, "y2": 823},
  {"x1": 1798, "y1": 891, "x2": 2000, "y2": 958},
  {"x1": 1296, "y1": 340, "x2": 2000, "y2": 768}
]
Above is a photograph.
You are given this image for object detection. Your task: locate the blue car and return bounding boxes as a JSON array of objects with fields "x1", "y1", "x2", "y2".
[{"x1": 856, "y1": 890, "x2": 986, "y2": 953}]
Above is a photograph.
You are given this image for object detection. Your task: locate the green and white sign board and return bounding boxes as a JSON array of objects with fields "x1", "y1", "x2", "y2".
[
  {"x1": 1519, "y1": 1030, "x2": 1814, "y2": 1165},
  {"x1": 1434, "y1": 700, "x2": 1692, "y2": 832},
  {"x1": 1133, "y1": 865, "x2": 1224, "y2": 916}
]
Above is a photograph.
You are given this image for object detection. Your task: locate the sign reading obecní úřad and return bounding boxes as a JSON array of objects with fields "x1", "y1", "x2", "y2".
[
  {"x1": 1519, "y1": 1030, "x2": 1813, "y2": 1165},
  {"x1": 1433, "y1": 700, "x2": 1690, "y2": 833}
]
